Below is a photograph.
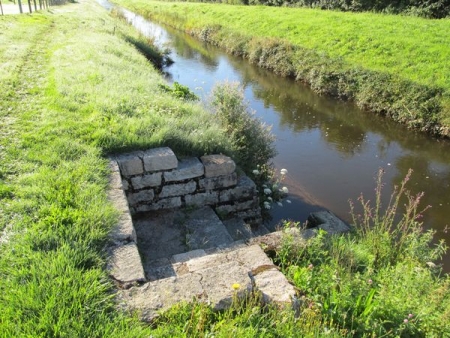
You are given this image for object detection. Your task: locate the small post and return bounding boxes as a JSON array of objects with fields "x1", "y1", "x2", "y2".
[
  {"x1": 0, "y1": 0, "x2": 3, "y2": 15},
  {"x1": 18, "y1": 0, "x2": 23, "y2": 13},
  {"x1": 33, "y1": 0, "x2": 37, "y2": 11},
  {"x1": 27, "y1": 0, "x2": 32, "y2": 13}
]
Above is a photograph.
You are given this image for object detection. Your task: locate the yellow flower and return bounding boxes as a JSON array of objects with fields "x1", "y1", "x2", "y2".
[{"x1": 232, "y1": 283, "x2": 241, "y2": 290}]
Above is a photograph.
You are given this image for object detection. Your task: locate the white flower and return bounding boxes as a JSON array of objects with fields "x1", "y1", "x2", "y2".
[
  {"x1": 272, "y1": 184, "x2": 278, "y2": 189},
  {"x1": 286, "y1": 199, "x2": 291, "y2": 204},
  {"x1": 281, "y1": 186, "x2": 289, "y2": 194},
  {"x1": 252, "y1": 169, "x2": 259, "y2": 175},
  {"x1": 263, "y1": 201, "x2": 271, "y2": 210},
  {"x1": 264, "y1": 188, "x2": 272, "y2": 195},
  {"x1": 277, "y1": 202, "x2": 283, "y2": 207},
  {"x1": 262, "y1": 184, "x2": 267, "y2": 188},
  {"x1": 280, "y1": 168, "x2": 288, "y2": 175}
]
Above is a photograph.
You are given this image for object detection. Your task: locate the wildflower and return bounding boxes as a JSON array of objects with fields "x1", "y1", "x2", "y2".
[
  {"x1": 308, "y1": 264, "x2": 314, "y2": 270},
  {"x1": 286, "y1": 199, "x2": 291, "y2": 203},
  {"x1": 272, "y1": 184, "x2": 278, "y2": 189},
  {"x1": 280, "y1": 168, "x2": 288, "y2": 175},
  {"x1": 232, "y1": 283, "x2": 241, "y2": 290},
  {"x1": 368, "y1": 279, "x2": 373, "y2": 285},
  {"x1": 264, "y1": 188, "x2": 272, "y2": 195},
  {"x1": 408, "y1": 313, "x2": 413, "y2": 319},
  {"x1": 263, "y1": 201, "x2": 271, "y2": 210},
  {"x1": 404, "y1": 319, "x2": 409, "y2": 324},
  {"x1": 281, "y1": 186, "x2": 289, "y2": 194},
  {"x1": 252, "y1": 169, "x2": 259, "y2": 175},
  {"x1": 277, "y1": 202, "x2": 283, "y2": 207}
]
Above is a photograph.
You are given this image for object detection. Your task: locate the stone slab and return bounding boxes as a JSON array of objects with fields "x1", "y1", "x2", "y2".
[
  {"x1": 131, "y1": 172, "x2": 162, "y2": 190},
  {"x1": 159, "y1": 181, "x2": 197, "y2": 198},
  {"x1": 107, "y1": 188, "x2": 130, "y2": 214},
  {"x1": 116, "y1": 152, "x2": 144, "y2": 177},
  {"x1": 108, "y1": 243, "x2": 145, "y2": 284},
  {"x1": 108, "y1": 165, "x2": 124, "y2": 190},
  {"x1": 164, "y1": 157, "x2": 204, "y2": 182},
  {"x1": 184, "y1": 191, "x2": 219, "y2": 207},
  {"x1": 201, "y1": 155, "x2": 236, "y2": 178},
  {"x1": 110, "y1": 211, "x2": 136, "y2": 243},
  {"x1": 198, "y1": 172, "x2": 238, "y2": 190},
  {"x1": 307, "y1": 210, "x2": 351, "y2": 235},
  {"x1": 172, "y1": 249, "x2": 206, "y2": 263},
  {"x1": 252, "y1": 267, "x2": 296, "y2": 305},
  {"x1": 185, "y1": 207, "x2": 233, "y2": 250},
  {"x1": 143, "y1": 147, "x2": 178, "y2": 172},
  {"x1": 223, "y1": 218, "x2": 255, "y2": 241}
]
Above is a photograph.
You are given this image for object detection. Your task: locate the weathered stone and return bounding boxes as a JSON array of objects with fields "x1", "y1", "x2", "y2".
[
  {"x1": 223, "y1": 218, "x2": 256, "y2": 241},
  {"x1": 134, "y1": 197, "x2": 182, "y2": 212},
  {"x1": 143, "y1": 147, "x2": 178, "y2": 172},
  {"x1": 200, "y1": 155, "x2": 236, "y2": 178},
  {"x1": 184, "y1": 191, "x2": 219, "y2": 207},
  {"x1": 110, "y1": 212, "x2": 136, "y2": 243},
  {"x1": 215, "y1": 204, "x2": 236, "y2": 217},
  {"x1": 128, "y1": 190, "x2": 155, "y2": 206},
  {"x1": 164, "y1": 157, "x2": 204, "y2": 182},
  {"x1": 236, "y1": 207, "x2": 262, "y2": 220},
  {"x1": 185, "y1": 207, "x2": 233, "y2": 250},
  {"x1": 248, "y1": 227, "x2": 313, "y2": 253},
  {"x1": 107, "y1": 188, "x2": 129, "y2": 214},
  {"x1": 235, "y1": 198, "x2": 259, "y2": 211},
  {"x1": 108, "y1": 159, "x2": 120, "y2": 173},
  {"x1": 252, "y1": 267, "x2": 296, "y2": 305},
  {"x1": 172, "y1": 249, "x2": 206, "y2": 263},
  {"x1": 198, "y1": 172, "x2": 238, "y2": 190},
  {"x1": 220, "y1": 176, "x2": 256, "y2": 202},
  {"x1": 159, "y1": 181, "x2": 197, "y2": 198},
  {"x1": 307, "y1": 211, "x2": 351, "y2": 235},
  {"x1": 122, "y1": 179, "x2": 129, "y2": 191},
  {"x1": 131, "y1": 172, "x2": 162, "y2": 190},
  {"x1": 108, "y1": 243, "x2": 145, "y2": 284},
  {"x1": 116, "y1": 152, "x2": 144, "y2": 177},
  {"x1": 109, "y1": 168, "x2": 124, "y2": 190}
]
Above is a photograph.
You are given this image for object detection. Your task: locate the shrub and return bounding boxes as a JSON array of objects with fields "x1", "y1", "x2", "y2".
[{"x1": 210, "y1": 81, "x2": 277, "y2": 172}]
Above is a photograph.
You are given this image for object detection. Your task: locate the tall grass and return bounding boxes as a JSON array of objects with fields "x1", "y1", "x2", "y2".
[{"x1": 277, "y1": 169, "x2": 449, "y2": 336}]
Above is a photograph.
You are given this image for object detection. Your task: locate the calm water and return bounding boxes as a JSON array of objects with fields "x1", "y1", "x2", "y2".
[{"x1": 101, "y1": 2, "x2": 450, "y2": 270}]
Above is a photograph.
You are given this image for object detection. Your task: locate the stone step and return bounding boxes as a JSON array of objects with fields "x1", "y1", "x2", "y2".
[
  {"x1": 118, "y1": 244, "x2": 297, "y2": 322},
  {"x1": 185, "y1": 206, "x2": 234, "y2": 250},
  {"x1": 223, "y1": 217, "x2": 270, "y2": 241}
]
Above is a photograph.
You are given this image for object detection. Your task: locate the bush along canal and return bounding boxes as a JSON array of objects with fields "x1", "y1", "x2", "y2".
[{"x1": 102, "y1": 1, "x2": 450, "y2": 271}]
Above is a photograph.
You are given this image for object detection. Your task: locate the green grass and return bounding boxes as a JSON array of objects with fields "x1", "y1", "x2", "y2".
[{"x1": 111, "y1": 0, "x2": 450, "y2": 135}]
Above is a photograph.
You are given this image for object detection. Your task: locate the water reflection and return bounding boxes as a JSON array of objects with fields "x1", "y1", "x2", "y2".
[{"x1": 111, "y1": 5, "x2": 450, "y2": 270}]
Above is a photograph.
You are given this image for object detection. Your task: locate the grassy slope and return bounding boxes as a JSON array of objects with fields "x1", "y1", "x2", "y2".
[
  {"x1": 112, "y1": 0, "x2": 450, "y2": 133},
  {"x1": 0, "y1": 1, "x2": 231, "y2": 335},
  {"x1": 116, "y1": 1, "x2": 450, "y2": 91}
]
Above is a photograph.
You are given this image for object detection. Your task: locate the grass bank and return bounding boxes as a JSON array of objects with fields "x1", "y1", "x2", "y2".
[{"x1": 111, "y1": 0, "x2": 450, "y2": 136}]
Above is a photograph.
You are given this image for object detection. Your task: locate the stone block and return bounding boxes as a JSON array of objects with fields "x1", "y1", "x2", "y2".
[
  {"x1": 122, "y1": 179, "x2": 129, "y2": 191},
  {"x1": 135, "y1": 197, "x2": 182, "y2": 212},
  {"x1": 108, "y1": 162, "x2": 124, "y2": 190},
  {"x1": 131, "y1": 172, "x2": 162, "y2": 190},
  {"x1": 200, "y1": 155, "x2": 236, "y2": 178},
  {"x1": 252, "y1": 267, "x2": 296, "y2": 305},
  {"x1": 108, "y1": 188, "x2": 130, "y2": 214},
  {"x1": 307, "y1": 211, "x2": 351, "y2": 235},
  {"x1": 110, "y1": 212, "x2": 137, "y2": 243},
  {"x1": 235, "y1": 198, "x2": 258, "y2": 211},
  {"x1": 237, "y1": 207, "x2": 261, "y2": 220},
  {"x1": 159, "y1": 181, "x2": 197, "y2": 198},
  {"x1": 220, "y1": 176, "x2": 256, "y2": 202},
  {"x1": 107, "y1": 243, "x2": 145, "y2": 284},
  {"x1": 164, "y1": 157, "x2": 204, "y2": 182},
  {"x1": 185, "y1": 191, "x2": 219, "y2": 207},
  {"x1": 215, "y1": 204, "x2": 236, "y2": 217},
  {"x1": 143, "y1": 147, "x2": 178, "y2": 172},
  {"x1": 198, "y1": 172, "x2": 237, "y2": 190},
  {"x1": 128, "y1": 190, "x2": 155, "y2": 206},
  {"x1": 116, "y1": 152, "x2": 144, "y2": 177}
]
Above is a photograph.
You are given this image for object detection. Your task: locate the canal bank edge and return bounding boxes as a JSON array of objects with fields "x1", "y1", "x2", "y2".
[{"x1": 111, "y1": 0, "x2": 450, "y2": 138}]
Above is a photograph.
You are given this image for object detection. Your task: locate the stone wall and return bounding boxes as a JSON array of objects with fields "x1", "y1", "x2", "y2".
[{"x1": 113, "y1": 147, "x2": 261, "y2": 222}]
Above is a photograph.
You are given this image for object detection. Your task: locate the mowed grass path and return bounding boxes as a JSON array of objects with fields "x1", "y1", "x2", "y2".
[
  {"x1": 115, "y1": 1, "x2": 450, "y2": 92},
  {"x1": 0, "y1": 1, "x2": 231, "y2": 335}
]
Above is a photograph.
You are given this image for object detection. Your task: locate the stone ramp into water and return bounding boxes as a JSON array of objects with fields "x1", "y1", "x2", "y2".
[{"x1": 117, "y1": 244, "x2": 297, "y2": 322}]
